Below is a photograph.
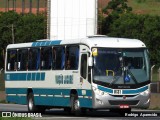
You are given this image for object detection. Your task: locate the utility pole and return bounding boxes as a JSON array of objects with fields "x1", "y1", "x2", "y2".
[
  {"x1": 5, "y1": 0, "x2": 7, "y2": 12},
  {"x1": 37, "y1": 0, "x2": 40, "y2": 14},
  {"x1": 11, "y1": 24, "x2": 15, "y2": 44},
  {"x1": 22, "y1": 0, "x2": 25, "y2": 14},
  {"x1": 29, "y1": 0, "x2": 32, "y2": 13}
]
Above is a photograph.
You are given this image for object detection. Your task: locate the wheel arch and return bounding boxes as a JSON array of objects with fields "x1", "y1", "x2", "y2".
[{"x1": 27, "y1": 88, "x2": 33, "y2": 98}]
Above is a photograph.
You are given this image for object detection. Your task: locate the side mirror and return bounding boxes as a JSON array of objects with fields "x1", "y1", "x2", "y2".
[{"x1": 88, "y1": 57, "x2": 93, "y2": 67}]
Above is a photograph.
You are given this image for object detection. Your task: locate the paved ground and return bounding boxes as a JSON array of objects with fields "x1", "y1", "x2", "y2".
[{"x1": 0, "y1": 104, "x2": 160, "y2": 120}]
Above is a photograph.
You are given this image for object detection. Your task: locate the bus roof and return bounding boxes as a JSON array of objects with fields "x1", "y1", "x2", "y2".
[{"x1": 6, "y1": 36, "x2": 146, "y2": 49}]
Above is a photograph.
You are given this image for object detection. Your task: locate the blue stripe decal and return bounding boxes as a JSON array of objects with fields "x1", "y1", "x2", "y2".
[
  {"x1": 77, "y1": 89, "x2": 92, "y2": 96},
  {"x1": 122, "y1": 86, "x2": 148, "y2": 94},
  {"x1": 6, "y1": 88, "x2": 27, "y2": 94},
  {"x1": 98, "y1": 85, "x2": 148, "y2": 95},
  {"x1": 35, "y1": 97, "x2": 70, "y2": 107},
  {"x1": 5, "y1": 72, "x2": 45, "y2": 81},
  {"x1": 98, "y1": 85, "x2": 113, "y2": 93},
  {"x1": 33, "y1": 88, "x2": 71, "y2": 95},
  {"x1": 7, "y1": 96, "x2": 27, "y2": 105},
  {"x1": 32, "y1": 40, "x2": 62, "y2": 47},
  {"x1": 6, "y1": 88, "x2": 92, "y2": 108},
  {"x1": 79, "y1": 98, "x2": 92, "y2": 108}
]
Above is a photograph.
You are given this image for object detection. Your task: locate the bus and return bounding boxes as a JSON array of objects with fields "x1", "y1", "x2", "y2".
[{"x1": 5, "y1": 36, "x2": 150, "y2": 115}]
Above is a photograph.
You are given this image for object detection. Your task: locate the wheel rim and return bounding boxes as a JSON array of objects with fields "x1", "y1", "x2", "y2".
[
  {"x1": 74, "y1": 100, "x2": 80, "y2": 111},
  {"x1": 29, "y1": 98, "x2": 33, "y2": 111}
]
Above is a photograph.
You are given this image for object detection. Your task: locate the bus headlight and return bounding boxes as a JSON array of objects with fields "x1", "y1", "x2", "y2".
[
  {"x1": 92, "y1": 86, "x2": 107, "y2": 96},
  {"x1": 140, "y1": 89, "x2": 150, "y2": 96}
]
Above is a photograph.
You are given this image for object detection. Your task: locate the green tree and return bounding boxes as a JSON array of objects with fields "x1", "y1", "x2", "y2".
[
  {"x1": 0, "y1": 11, "x2": 19, "y2": 49},
  {"x1": 107, "y1": 13, "x2": 160, "y2": 66},
  {"x1": 16, "y1": 13, "x2": 46, "y2": 43},
  {"x1": 103, "y1": 0, "x2": 132, "y2": 15},
  {"x1": 0, "y1": 11, "x2": 19, "y2": 68},
  {"x1": 101, "y1": 0, "x2": 132, "y2": 34},
  {"x1": 0, "y1": 11, "x2": 46, "y2": 69}
]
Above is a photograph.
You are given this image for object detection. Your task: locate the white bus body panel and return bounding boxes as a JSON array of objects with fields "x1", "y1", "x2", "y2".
[{"x1": 49, "y1": 0, "x2": 97, "y2": 40}]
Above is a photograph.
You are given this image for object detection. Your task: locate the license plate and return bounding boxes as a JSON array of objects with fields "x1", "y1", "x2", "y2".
[{"x1": 119, "y1": 104, "x2": 129, "y2": 109}]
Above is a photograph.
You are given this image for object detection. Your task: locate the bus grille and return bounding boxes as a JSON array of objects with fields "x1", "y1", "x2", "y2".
[{"x1": 108, "y1": 100, "x2": 139, "y2": 105}]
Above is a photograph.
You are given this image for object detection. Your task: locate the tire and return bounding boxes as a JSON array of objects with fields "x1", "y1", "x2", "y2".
[
  {"x1": 27, "y1": 92, "x2": 46, "y2": 113},
  {"x1": 70, "y1": 94, "x2": 81, "y2": 116},
  {"x1": 27, "y1": 92, "x2": 38, "y2": 112}
]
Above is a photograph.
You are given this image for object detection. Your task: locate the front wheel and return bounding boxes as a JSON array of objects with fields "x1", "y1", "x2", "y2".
[{"x1": 70, "y1": 94, "x2": 81, "y2": 116}]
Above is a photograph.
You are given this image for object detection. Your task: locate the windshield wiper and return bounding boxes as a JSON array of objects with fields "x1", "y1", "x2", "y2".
[
  {"x1": 127, "y1": 69, "x2": 138, "y2": 84},
  {"x1": 109, "y1": 72, "x2": 121, "y2": 86}
]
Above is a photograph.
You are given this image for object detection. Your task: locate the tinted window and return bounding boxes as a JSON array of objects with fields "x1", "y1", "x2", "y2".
[
  {"x1": 53, "y1": 47, "x2": 65, "y2": 70},
  {"x1": 18, "y1": 49, "x2": 28, "y2": 71},
  {"x1": 28, "y1": 48, "x2": 40, "y2": 70},
  {"x1": 41, "y1": 47, "x2": 52, "y2": 70},
  {"x1": 65, "y1": 46, "x2": 79, "y2": 70},
  {"x1": 7, "y1": 49, "x2": 17, "y2": 71},
  {"x1": 81, "y1": 54, "x2": 87, "y2": 79}
]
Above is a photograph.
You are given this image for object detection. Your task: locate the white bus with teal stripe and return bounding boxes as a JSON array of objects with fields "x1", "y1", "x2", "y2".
[{"x1": 5, "y1": 36, "x2": 150, "y2": 115}]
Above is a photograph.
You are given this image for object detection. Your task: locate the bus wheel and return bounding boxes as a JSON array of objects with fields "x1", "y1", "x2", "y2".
[
  {"x1": 70, "y1": 94, "x2": 81, "y2": 116},
  {"x1": 27, "y1": 92, "x2": 38, "y2": 112}
]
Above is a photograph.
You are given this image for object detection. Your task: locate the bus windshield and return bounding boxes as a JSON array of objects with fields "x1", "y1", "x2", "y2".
[{"x1": 93, "y1": 48, "x2": 150, "y2": 89}]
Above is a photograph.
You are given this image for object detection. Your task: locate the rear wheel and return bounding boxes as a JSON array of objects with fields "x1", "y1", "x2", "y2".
[
  {"x1": 27, "y1": 92, "x2": 46, "y2": 113},
  {"x1": 27, "y1": 92, "x2": 38, "y2": 112}
]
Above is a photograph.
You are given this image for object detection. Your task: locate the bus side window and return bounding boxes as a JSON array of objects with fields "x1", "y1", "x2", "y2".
[
  {"x1": 28, "y1": 48, "x2": 40, "y2": 70},
  {"x1": 53, "y1": 46, "x2": 65, "y2": 70},
  {"x1": 18, "y1": 49, "x2": 28, "y2": 71},
  {"x1": 7, "y1": 49, "x2": 17, "y2": 71},
  {"x1": 80, "y1": 54, "x2": 87, "y2": 79},
  {"x1": 65, "y1": 46, "x2": 79, "y2": 70},
  {"x1": 52, "y1": 47, "x2": 56, "y2": 69},
  {"x1": 41, "y1": 47, "x2": 52, "y2": 70}
]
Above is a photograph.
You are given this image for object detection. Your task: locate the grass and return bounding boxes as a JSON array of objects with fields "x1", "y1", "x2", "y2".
[
  {"x1": 0, "y1": 116, "x2": 32, "y2": 120},
  {"x1": 0, "y1": 100, "x2": 6, "y2": 104},
  {"x1": 151, "y1": 107, "x2": 160, "y2": 110},
  {"x1": 128, "y1": 0, "x2": 160, "y2": 16}
]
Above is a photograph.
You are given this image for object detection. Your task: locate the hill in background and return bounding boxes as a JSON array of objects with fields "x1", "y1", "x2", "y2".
[
  {"x1": 99, "y1": 0, "x2": 160, "y2": 16},
  {"x1": 0, "y1": 0, "x2": 160, "y2": 15},
  {"x1": 128, "y1": 0, "x2": 160, "y2": 16}
]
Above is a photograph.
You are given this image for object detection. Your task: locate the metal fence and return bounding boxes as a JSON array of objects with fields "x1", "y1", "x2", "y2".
[{"x1": 151, "y1": 65, "x2": 160, "y2": 93}]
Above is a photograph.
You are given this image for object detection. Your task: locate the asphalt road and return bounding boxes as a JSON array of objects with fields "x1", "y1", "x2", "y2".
[{"x1": 0, "y1": 104, "x2": 160, "y2": 120}]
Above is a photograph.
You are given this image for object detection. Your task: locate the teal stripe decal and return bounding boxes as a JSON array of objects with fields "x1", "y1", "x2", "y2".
[
  {"x1": 122, "y1": 85, "x2": 148, "y2": 94},
  {"x1": 98, "y1": 85, "x2": 149, "y2": 95},
  {"x1": 5, "y1": 72, "x2": 45, "y2": 81},
  {"x1": 98, "y1": 85, "x2": 113, "y2": 93},
  {"x1": 32, "y1": 40, "x2": 62, "y2": 47},
  {"x1": 6, "y1": 88, "x2": 92, "y2": 97},
  {"x1": 6, "y1": 88, "x2": 27, "y2": 94},
  {"x1": 6, "y1": 88, "x2": 92, "y2": 108},
  {"x1": 34, "y1": 96, "x2": 70, "y2": 107},
  {"x1": 7, "y1": 96, "x2": 27, "y2": 105}
]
